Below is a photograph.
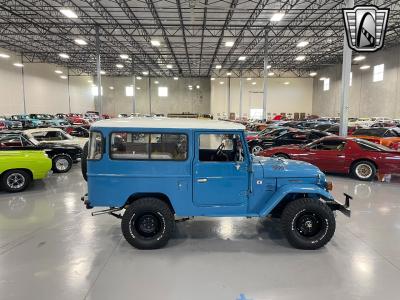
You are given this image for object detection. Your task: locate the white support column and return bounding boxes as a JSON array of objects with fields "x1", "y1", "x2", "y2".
[
  {"x1": 95, "y1": 25, "x2": 102, "y2": 115},
  {"x1": 239, "y1": 73, "x2": 243, "y2": 120},
  {"x1": 262, "y1": 29, "x2": 268, "y2": 121},
  {"x1": 227, "y1": 76, "x2": 231, "y2": 117},
  {"x1": 131, "y1": 58, "x2": 136, "y2": 113},
  {"x1": 67, "y1": 68, "x2": 71, "y2": 113},
  {"x1": 339, "y1": 0, "x2": 354, "y2": 136}
]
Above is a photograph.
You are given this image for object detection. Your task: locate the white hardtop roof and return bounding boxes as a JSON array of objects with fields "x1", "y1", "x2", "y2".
[
  {"x1": 24, "y1": 128, "x2": 64, "y2": 134},
  {"x1": 92, "y1": 117, "x2": 245, "y2": 130}
]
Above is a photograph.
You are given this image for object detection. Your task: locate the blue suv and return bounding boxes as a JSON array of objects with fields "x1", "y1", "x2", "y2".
[{"x1": 81, "y1": 118, "x2": 351, "y2": 250}]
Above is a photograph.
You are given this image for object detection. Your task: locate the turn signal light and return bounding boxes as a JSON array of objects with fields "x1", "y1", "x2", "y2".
[{"x1": 326, "y1": 181, "x2": 333, "y2": 191}]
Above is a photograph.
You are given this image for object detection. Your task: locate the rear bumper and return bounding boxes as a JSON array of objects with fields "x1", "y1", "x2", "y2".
[{"x1": 326, "y1": 193, "x2": 352, "y2": 217}]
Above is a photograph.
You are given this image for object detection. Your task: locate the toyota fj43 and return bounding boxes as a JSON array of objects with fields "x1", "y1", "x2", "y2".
[{"x1": 81, "y1": 118, "x2": 351, "y2": 250}]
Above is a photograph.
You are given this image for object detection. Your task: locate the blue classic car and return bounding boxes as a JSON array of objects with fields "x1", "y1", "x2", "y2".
[{"x1": 81, "y1": 118, "x2": 351, "y2": 250}]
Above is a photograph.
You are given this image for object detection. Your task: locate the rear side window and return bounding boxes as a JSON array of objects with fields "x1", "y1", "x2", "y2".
[
  {"x1": 88, "y1": 132, "x2": 103, "y2": 160},
  {"x1": 110, "y1": 132, "x2": 187, "y2": 160}
]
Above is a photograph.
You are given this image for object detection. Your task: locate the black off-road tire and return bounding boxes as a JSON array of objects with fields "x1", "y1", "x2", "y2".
[
  {"x1": 52, "y1": 154, "x2": 73, "y2": 173},
  {"x1": 1, "y1": 169, "x2": 31, "y2": 193},
  {"x1": 351, "y1": 160, "x2": 376, "y2": 181},
  {"x1": 81, "y1": 141, "x2": 88, "y2": 181},
  {"x1": 281, "y1": 198, "x2": 336, "y2": 250},
  {"x1": 121, "y1": 197, "x2": 175, "y2": 250}
]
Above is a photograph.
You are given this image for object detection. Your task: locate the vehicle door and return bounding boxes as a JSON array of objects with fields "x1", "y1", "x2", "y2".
[
  {"x1": 193, "y1": 132, "x2": 249, "y2": 209},
  {"x1": 307, "y1": 140, "x2": 347, "y2": 173}
]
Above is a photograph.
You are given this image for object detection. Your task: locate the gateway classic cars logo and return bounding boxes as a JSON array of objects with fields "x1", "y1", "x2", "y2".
[{"x1": 342, "y1": 5, "x2": 389, "y2": 52}]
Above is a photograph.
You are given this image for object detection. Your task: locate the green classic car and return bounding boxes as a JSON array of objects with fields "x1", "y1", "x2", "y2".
[{"x1": 0, "y1": 150, "x2": 52, "y2": 192}]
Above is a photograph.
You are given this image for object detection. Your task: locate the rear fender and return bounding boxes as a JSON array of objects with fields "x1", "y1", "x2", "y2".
[{"x1": 259, "y1": 184, "x2": 334, "y2": 216}]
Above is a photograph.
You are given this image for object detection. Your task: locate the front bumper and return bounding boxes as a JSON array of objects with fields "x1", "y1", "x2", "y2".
[{"x1": 326, "y1": 193, "x2": 352, "y2": 217}]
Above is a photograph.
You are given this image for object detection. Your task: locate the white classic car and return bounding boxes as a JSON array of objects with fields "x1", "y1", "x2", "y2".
[{"x1": 24, "y1": 128, "x2": 88, "y2": 149}]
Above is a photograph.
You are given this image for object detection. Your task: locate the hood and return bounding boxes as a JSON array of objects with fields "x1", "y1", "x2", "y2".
[{"x1": 252, "y1": 156, "x2": 324, "y2": 178}]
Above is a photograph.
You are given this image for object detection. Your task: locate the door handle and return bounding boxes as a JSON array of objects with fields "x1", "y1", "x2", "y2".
[{"x1": 197, "y1": 178, "x2": 208, "y2": 183}]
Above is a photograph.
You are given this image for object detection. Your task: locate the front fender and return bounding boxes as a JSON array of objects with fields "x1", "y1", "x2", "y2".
[{"x1": 259, "y1": 184, "x2": 334, "y2": 216}]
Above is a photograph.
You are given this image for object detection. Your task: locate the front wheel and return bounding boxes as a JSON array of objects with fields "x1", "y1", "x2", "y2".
[
  {"x1": 121, "y1": 198, "x2": 175, "y2": 249},
  {"x1": 251, "y1": 145, "x2": 263, "y2": 155},
  {"x1": 1, "y1": 169, "x2": 31, "y2": 193},
  {"x1": 52, "y1": 154, "x2": 73, "y2": 173},
  {"x1": 281, "y1": 198, "x2": 335, "y2": 250}
]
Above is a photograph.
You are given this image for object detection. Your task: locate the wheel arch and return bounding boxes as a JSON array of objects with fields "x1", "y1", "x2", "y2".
[
  {"x1": 273, "y1": 152, "x2": 290, "y2": 159},
  {"x1": 1, "y1": 168, "x2": 33, "y2": 179},
  {"x1": 125, "y1": 193, "x2": 175, "y2": 214}
]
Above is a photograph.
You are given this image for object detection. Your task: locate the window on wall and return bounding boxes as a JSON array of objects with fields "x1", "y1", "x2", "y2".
[
  {"x1": 158, "y1": 86, "x2": 168, "y2": 97},
  {"x1": 125, "y1": 86, "x2": 134, "y2": 97},
  {"x1": 250, "y1": 108, "x2": 263, "y2": 120},
  {"x1": 373, "y1": 64, "x2": 384, "y2": 82},
  {"x1": 349, "y1": 72, "x2": 352, "y2": 86},
  {"x1": 323, "y1": 78, "x2": 330, "y2": 91}
]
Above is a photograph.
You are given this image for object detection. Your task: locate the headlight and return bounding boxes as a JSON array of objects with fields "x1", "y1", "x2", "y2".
[{"x1": 326, "y1": 181, "x2": 333, "y2": 191}]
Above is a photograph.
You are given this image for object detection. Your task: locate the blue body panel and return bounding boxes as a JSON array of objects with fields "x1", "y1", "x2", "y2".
[{"x1": 87, "y1": 126, "x2": 334, "y2": 217}]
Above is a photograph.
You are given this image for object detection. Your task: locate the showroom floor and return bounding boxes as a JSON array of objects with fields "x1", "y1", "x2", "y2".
[{"x1": 1, "y1": 167, "x2": 400, "y2": 300}]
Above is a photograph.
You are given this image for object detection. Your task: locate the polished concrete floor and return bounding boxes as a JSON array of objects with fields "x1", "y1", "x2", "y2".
[{"x1": 1, "y1": 166, "x2": 400, "y2": 300}]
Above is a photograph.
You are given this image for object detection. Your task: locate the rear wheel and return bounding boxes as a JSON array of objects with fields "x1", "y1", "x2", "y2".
[
  {"x1": 351, "y1": 160, "x2": 376, "y2": 181},
  {"x1": 251, "y1": 145, "x2": 263, "y2": 155},
  {"x1": 52, "y1": 154, "x2": 72, "y2": 173},
  {"x1": 281, "y1": 198, "x2": 335, "y2": 250},
  {"x1": 121, "y1": 197, "x2": 175, "y2": 249},
  {"x1": 1, "y1": 170, "x2": 31, "y2": 193}
]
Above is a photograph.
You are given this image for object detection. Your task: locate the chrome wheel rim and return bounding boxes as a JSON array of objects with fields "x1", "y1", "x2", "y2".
[
  {"x1": 56, "y1": 158, "x2": 69, "y2": 171},
  {"x1": 252, "y1": 145, "x2": 263, "y2": 155},
  {"x1": 355, "y1": 164, "x2": 372, "y2": 179},
  {"x1": 7, "y1": 173, "x2": 25, "y2": 189}
]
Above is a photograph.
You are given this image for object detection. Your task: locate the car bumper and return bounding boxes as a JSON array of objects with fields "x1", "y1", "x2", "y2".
[{"x1": 325, "y1": 193, "x2": 352, "y2": 217}]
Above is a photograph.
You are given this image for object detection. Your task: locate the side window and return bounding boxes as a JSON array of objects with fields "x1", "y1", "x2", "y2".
[
  {"x1": 199, "y1": 133, "x2": 243, "y2": 162},
  {"x1": 313, "y1": 140, "x2": 346, "y2": 150},
  {"x1": 88, "y1": 132, "x2": 103, "y2": 160},
  {"x1": 110, "y1": 132, "x2": 187, "y2": 160}
]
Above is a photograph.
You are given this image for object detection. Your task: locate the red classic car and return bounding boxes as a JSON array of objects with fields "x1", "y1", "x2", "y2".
[{"x1": 259, "y1": 136, "x2": 400, "y2": 181}]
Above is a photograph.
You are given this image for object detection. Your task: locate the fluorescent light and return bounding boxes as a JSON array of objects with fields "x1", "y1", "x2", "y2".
[
  {"x1": 74, "y1": 38, "x2": 87, "y2": 45},
  {"x1": 100, "y1": 70, "x2": 106, "y2": 75},
  {"x1": 60, "y1": 9, "x2": 78, "y2": 19},
  {"x1": 309, "y1": 72, "x2": 317, "y2": 76},
  {"x1": 136, "y1": 87, "x2": 141, "y2": 90},
  {"x1": 247, "y1": 77, "x2": 252, "y2": 81},
  {"x1": 267, "y1": 65, "x2": 271, "y2": 69},
  {"x1": 225, "y1": 41, "x2": 234, "y2": 47},
  {"x1": 319, "y1": 77, "x2": 326, "y2": 80},
  {"x1": 120, "y1": 54, "x2": 129, "y2": 59},
  {"x1": 60, "y1": 75, "x2": 68, "y2": 79},
  {"x1": 174, "y1": 77, "x2": 179, "y2": 80},
  {"x1": 295, "y1": 55, "x2": 306, "y2": 61},
  {"x1": 136, "y1": 76, "x2": 142, "y2": 80},
  {"x1": 166, "y1": 64, "x2": 173, "y2": 69},
  {"x1": 215, "y1": 65, "x2": 222, "y2": 69},
  {"x1": 188, "y1": 85, "x2": 193, "y2": 88},
  {"x1": 13, "y1": 63, "x2": 24, "y2": 67},
  {"x1": 154, "y1": 81, "x2": 159, "y2": 84},
  {"x1": 296, "y1": 41, "x2": 309, "y2": 48},
  {"x1": 151, "y1": 40, "x2": 161, "y2": 47},
  {"x1": 268, "y1": 72, "x2": 274, "y2": 76},
  {"x1": 271, "y1": 12, "x2": 284, "y2": 22},
  {"x1": 196, "y1": 85, "x2": 200, "y2": 89},
  {"x1": 252, "y1": 82, "x2": 256, "y2": 85},
  {"x1": 210, "y1": 77, "x2": 215, "y2": 81},
  {"x1": 227, "y1": 72, "x2": 232, "y2": 76},
  {"x1": 283, "y1": 81, "x2": 290, "y2": 85},
  {"x1": 109, "y1": 86, "x2": 114, "y2": 90},
  {"x1": 0, "y1": 53, "x2": 10, "y2": 58},
  {"x1": 116, "y1": 64, "x2": 124, "y2": 68},
  {"x1": 59, "y1": 53, "x2": 69, "y2": 59},
  {"x1": 360, "y1": 65, "x2": 370, "y2": 70},
  {"x1": 353, "y1": 55, "x2": 366, "y2": 61},
  {"x1": 219, "y1": 81, "x2": 224, "y2": 85},
  {"x1": 142, "y1": 71, "x2": 149, "y2": 75},
  {"x1": 55, "y1": 70, "x2": 63, "y2": 74},
  {"x1": 238, "y1": 56, "x2": 246, "y2": 61}
]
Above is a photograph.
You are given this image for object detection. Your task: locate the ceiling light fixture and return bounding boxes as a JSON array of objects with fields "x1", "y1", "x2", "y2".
[
  {"x1": 174, "y1": 77, "x2": 179, "y2": 80},
  {"x1": 142, "y1": 71, "x2": 149, "y2": 75},
  {"x1": 59, "y1": 9, "x2": 78, "y2": 19},
  {"x1": 295, "y1": 55, "x2": 306, "y2": 61},
  {"x1": 116, "y1": 64, "x2": 124, "y2": 68},
  {"x1": 109, "y1": 86, "x2": 114, "y2": 90},
  {"x1": 136, "y1": 76, "x2": 142, "y2": 80},
  {"x1": 55, "y1": 70, "x2": 63, "y2": 74},
  {"x1": 252, "y1": 82, "x2": 256, "y2": 85},
  {"x1": 353, "y1": 55, "x2": 366, "y2": 61},
  {"x1": 100, "y1": 70, "x2": 106, "y2": 75},
  {"x1": 296, "y1": 41, "x2": 309, "y2": 48},
  {"x1": 13, "y1": 63, "x2": 24, "y2": 67},
  {"x1": 319, "y1": 77, "x2": 326, "y2": 80},
  {"x1": 238, "y1": 56, "x2": 246, "y2": 61},
  {"x1": 59, "y1": 53, "x2": 69, "y2": 59},
  {"x1": 74, "y1": 38, "x2": 87, "y2": 45},
  {"x1": 120, "y1": 54, "x2": 129, "y2": 59},
  {"x1": 283, "y1": 81, "x2": 290, "y2": 85},
  {"x1": 227, "y1": 72, "x2": 232, "y2": 76},
  {"x1": 268, "y1": 72, "x2": 274, "y2": 76},
  {"x1": 166, "y1": 64, "x2": 173, "y2": 69},
  {"x1": 196, "y1": 85, "x2": 200, "y2": 89},
  {"x1": 210, "y1": 77, "x2": 215, "y2": 81},
  {"x1": 60, "y1": 75, "x2": 68, "y2": 79},
  {"x1": 215, "y1": 65, "x2": 222, "y2": 69},
  {"x1": 267, "y1": 65, "x2": 271, "y2": 69},
  {"x1": 309, "y1": 72, "x2": 317, "y2": 76},
  {"x1": 0, "y1": 53, "x2": 10, "y2": 58},
  {"x1": 154, "y1": 81, "x2": 159, "y2": 84},
  {"x1": 151, "y1": 40, "x2": 161, "y2": 47},
  {"x1": 136, "y1": 87, "x2": 141, "y2": 90},
  {"x1": 360, "y1": 65, "x2": 370, "y2": 70},
  {"x1": 225, "y1": 41, "x2": 234, "y2": 47},
  {"x1": 219, "y1": 81, "x2": 224, "y2": 85},
  {"x1": 271, "y1": 12, "x2": 285, "y2": 22},
  {"x1": 247, "y1": 77, "x2": 252, "y2": 81}
]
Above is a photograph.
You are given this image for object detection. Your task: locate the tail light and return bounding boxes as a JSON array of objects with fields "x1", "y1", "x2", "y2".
[{"x1": 391, "y1": 142, "x2": 400, "y2": 151}]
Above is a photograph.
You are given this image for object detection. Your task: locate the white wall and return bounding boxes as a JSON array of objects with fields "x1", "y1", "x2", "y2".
[
  {"x1": 211, "y1": 77, "x2": 314, "y2": 119},
  {"x1": 0, "y1": 48, "x2": 94, "y2": 115},
  {"x1": 313, "y1": 45, "x2": 400, "y2": 118}
]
